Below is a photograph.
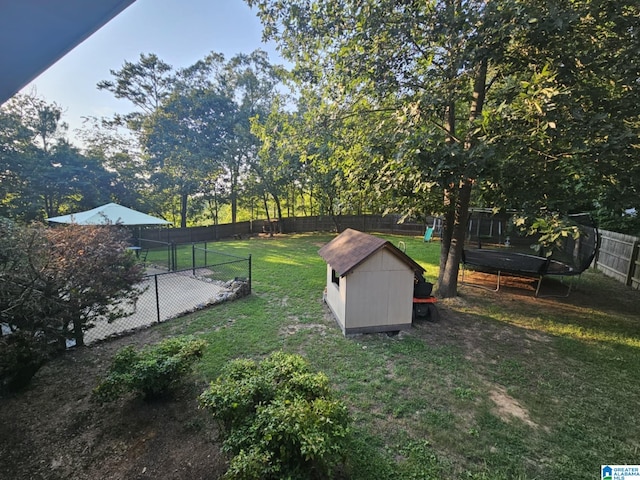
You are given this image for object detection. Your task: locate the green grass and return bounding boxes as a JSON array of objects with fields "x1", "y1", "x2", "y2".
[{"x1": 156, "y1": 232, "x2": 640, "y2": 479}]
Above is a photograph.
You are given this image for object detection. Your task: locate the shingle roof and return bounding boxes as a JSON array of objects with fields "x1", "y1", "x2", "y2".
[{"x1": 318, "y1": 228, "x2": 425, "y2": 277}]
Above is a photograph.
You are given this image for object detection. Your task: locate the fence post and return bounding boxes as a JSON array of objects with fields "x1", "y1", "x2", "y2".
[
  {"x1": 248, "y1": 254, "x2": 252, "y2": 293},
  {"x1": 626, "y1": 240, "x2": 640, "y2": 287},
  {"x1": 192, "y1": 243, "x2": 196, "y2": 276},
  {"x1": 171, "y1": 242, "x2": 177, "y2": 271},
  {"x1": 154, "y1": 275, "x2": 161, "y2": 323}
]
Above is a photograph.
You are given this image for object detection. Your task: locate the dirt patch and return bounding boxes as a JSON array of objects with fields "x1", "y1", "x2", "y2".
[
  {"x1": 0, "y1": 328, "x2": 226, "y2": 480},
  {"x1": 281, "y1": 322, "x2": 329, "y2": 336},
  {"x1": 487, "y1": 384, "x2": 538, "y2": 429}
]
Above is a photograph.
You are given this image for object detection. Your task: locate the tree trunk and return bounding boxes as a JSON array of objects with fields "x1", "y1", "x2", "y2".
[
  {"x1": 180, "y1": 192, "x2": 188, "y2": 229},
  {"x1": 230, "y1": 164, "x2": 239, "y2": 226},
  {"x1": 273, "y1": 193, "x2": 284, "y2": 233},
  {"x1": 438, "y1": 179, "x2": 472, "y2": 297},
  {"x1": 73, "y1": 316, "x2": 84, "y2": 347},
  {"x1": 273, "y1": 193, "x2": 283, "y2": 221},
  {"x1": 437, "y1": 92, "x2": 457, "y2": 293},
  {"x1": 438, "y1": 190, "x2": 455, "y2": 288},
  {"x1": 438, "y1": 58, "x2": 488, "y2": 298},
  {"x1": 262, "y1": 192, "x2": 273, "y2": 237},
  {"x1": 230, "y1": 187, "x2": 238, "y2": 226}
]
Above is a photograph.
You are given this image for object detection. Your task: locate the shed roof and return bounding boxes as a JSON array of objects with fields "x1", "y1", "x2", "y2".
[{"x1": 318, "y1": 228, "x2": 425, "y2": 277}]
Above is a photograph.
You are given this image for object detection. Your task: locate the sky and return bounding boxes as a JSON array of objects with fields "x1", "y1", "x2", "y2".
[{"x1": 19, "y1": 0, "x2": 284, "y2": 142}]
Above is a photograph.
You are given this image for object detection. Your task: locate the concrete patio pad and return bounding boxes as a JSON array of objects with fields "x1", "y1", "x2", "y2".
[{"x1": 85, "y1": 268, "x2": 242, "y2": 344}]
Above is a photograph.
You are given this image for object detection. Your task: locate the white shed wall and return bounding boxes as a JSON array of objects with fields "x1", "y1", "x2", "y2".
[
  {"x1": 325, "y1": 264, "x2": 346, "y2": 333},
  {"x1": 343, "y1": 250, "x2": 414, "y2": 333}
]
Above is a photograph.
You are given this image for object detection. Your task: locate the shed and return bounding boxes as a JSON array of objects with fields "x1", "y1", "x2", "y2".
[{"x1": 318, "y1": 229, "x2": 425, "y2": 335}]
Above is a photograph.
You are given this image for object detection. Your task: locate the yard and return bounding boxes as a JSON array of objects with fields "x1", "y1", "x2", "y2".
[{"x1": 1, "y1": 232, "x2": 639, "y2": 479}]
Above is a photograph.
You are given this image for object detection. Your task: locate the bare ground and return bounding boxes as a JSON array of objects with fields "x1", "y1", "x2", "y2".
[{"x1": 0, "y1": 327, "x2": 226, "y2": 480}]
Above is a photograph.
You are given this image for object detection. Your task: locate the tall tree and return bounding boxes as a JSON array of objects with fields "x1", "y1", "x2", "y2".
[
  {"x1": 0, "y1": 102, "x2": 34, "y2": 219},
  {"x1": 98, "y1": 50, "x2": 285, "y2": 228},
  {"x1": 77, "y1": 116, "x2": 151, "y2": 212},
  {"x1": 246, "y1": 0, "x2": 639, "y2": 296},
  {"x1": 250, "y1": 97, "x2": 302, "y2": 222},
  {"x1": 141, "y1": 88, "x2": 236, "y2": 227},
  {"x1": 246, "y1": 0, "x2": 500, "y2": 296},
  {"x1": 97, "y1": 53, "x2": 175, "y2": 128},
  {"x1": 0, "y1": 93, "x2": 114, "y2": 219},
  {"x1": 220, "y1": 50, "x2": 284, "y2": 225}
]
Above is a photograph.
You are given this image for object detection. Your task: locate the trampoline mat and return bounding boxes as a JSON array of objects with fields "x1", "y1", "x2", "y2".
[{"x1": 463, "y1": 249, "x2": 574, "y2": 276}]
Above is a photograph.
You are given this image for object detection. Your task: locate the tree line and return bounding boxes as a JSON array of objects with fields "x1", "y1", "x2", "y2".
[
  {"x1": 1, "y1": 0, "x2": 638, "y2": 297},
  {"x1": 1, "y1": 50, "x2": 309, "y2": 227}
]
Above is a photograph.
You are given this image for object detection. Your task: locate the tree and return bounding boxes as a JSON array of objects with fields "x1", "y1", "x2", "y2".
[
  {"x1": 36, "y1": 140, "x2": 115, "y2": 217},
  {"x1": 251, "y1": 90, "x2": 381, "y2": 228},
  {"x1": 475, "y1": 0, "x2": 639, "y2": 226},
  {"x1": 97, "y1": 53, "x2": 175, "y2": 127},
  {"x1": 0, "y1": 93, "x2": 68, "y2": 219},
  {"x1": 77, "y1": 116, "x2": 151, "y2": 211},
  {"x1": 245, "y1": 0, "x2": 497, "y2": 295},
  {"x1": 0, "y1": 220, "x2": 145, "y2": 348},
  {"x1": 0, "y1": 93, "x2": 114, "y2": 220},
  {"x1": 0, "y1": 102, "x2": 34, "y2": 219},
  {"x1": 250, "y1": 97, "x2": 302, "y2": 226},
  {"x1": 98, "y1": 50, "x2": 285, "y2": 228},
  {"x1": 0, "y1": 219, "x2": 145, "y2": 390},
  {"x1": 141, "y1": 88, "x2": 236, "y2": 227},
  {"x1": 246, "y1": 0, "x2": 639, "y2": 296},
  {"x1": 220, "y1": 50, "x2": 284, "y2": 226}
]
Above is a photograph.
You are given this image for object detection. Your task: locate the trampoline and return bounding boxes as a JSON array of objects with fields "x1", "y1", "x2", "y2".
[{"x1": 460, "y1": 213, "x2": 599, "y2": 297}]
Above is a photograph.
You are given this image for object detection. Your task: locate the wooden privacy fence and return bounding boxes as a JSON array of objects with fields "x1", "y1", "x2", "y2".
[
  {"x1": 139, "y1": 215, "x2": 432, "y2": 244},
  {"x1": 595, "y1": 229, "x2": 640, "y2": 290},
  {"x1": 139, "y1": 217, "x2": 639, "y2": 290}
]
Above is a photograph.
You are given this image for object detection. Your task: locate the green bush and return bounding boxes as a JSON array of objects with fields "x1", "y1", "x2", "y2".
[
  {"x1": 93, "y1": 336, "x2": 207, "y2": 402},
  {"x1": 200, "y1": 351, "x2": 350, "y2": 480}
]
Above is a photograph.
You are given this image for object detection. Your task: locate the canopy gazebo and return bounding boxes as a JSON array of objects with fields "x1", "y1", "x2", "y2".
[
  {"x1": 46, "y1": 203, "x2": 170, "y2": 226},
  {"x1": 47, "y1": 203, "x2": 171, "y2": 262}
]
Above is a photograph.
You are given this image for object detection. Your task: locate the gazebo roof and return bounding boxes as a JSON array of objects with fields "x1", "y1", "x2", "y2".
[
  {"x1": 46, "y1": 203, "x2": 170, "y2": 226},
  {"x1": 318, "y1": 228, "x2": 425, "y2": 277}
]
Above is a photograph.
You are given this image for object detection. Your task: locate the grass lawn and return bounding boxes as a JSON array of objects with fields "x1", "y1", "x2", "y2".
[{"x1": 157, "y1": 232, "x2": 640, "y2": 479}]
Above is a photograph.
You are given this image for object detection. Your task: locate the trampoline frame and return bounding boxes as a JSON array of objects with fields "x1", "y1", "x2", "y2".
[
  {"x1": 459, "y1": 214, "x2": 599, "y2": 297},
  {"x1": 460, "y1": 251, "x2": 576, "y2": 297}
]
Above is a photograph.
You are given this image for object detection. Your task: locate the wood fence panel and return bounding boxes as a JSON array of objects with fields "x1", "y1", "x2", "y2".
[
  {"x1": 629, "y1": 241, "x2": 640, "y2": 290},
  {"x1": 141, "y1": 215, "x2": 429, "y2": 244},
  {"x1": 280, "y1": 215, "x2": 427, "y2": 235},
  {"x1": 141, "y1": 220, "x2": 639, "y2": 290},
  {"x1": 596, "y1": 229, "x2": 640, "y2": 289}
]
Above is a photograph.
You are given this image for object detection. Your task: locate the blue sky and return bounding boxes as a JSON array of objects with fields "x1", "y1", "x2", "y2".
[{"x1": 20, "y1": 0, "x2": 283, "y2": 141}]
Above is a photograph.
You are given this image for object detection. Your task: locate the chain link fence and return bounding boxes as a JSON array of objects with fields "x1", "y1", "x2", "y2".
[{"x1": 83, "y1": 245, "x2": 251, "y2": 345}]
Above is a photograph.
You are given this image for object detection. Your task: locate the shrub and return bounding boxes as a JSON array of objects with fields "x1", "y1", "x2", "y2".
[
  {"x1": 199, "y1": 351, "x2": 350, "y2": 480},
  {"x1": 93, "y1": 336, "x2": 207, "y2": 402},
  {"x1": 0, "y1": 331, "x2": 49, "y2": 394},
  {"x1": 0, "y1": 218, "x2": 146, "y2": 383}
]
